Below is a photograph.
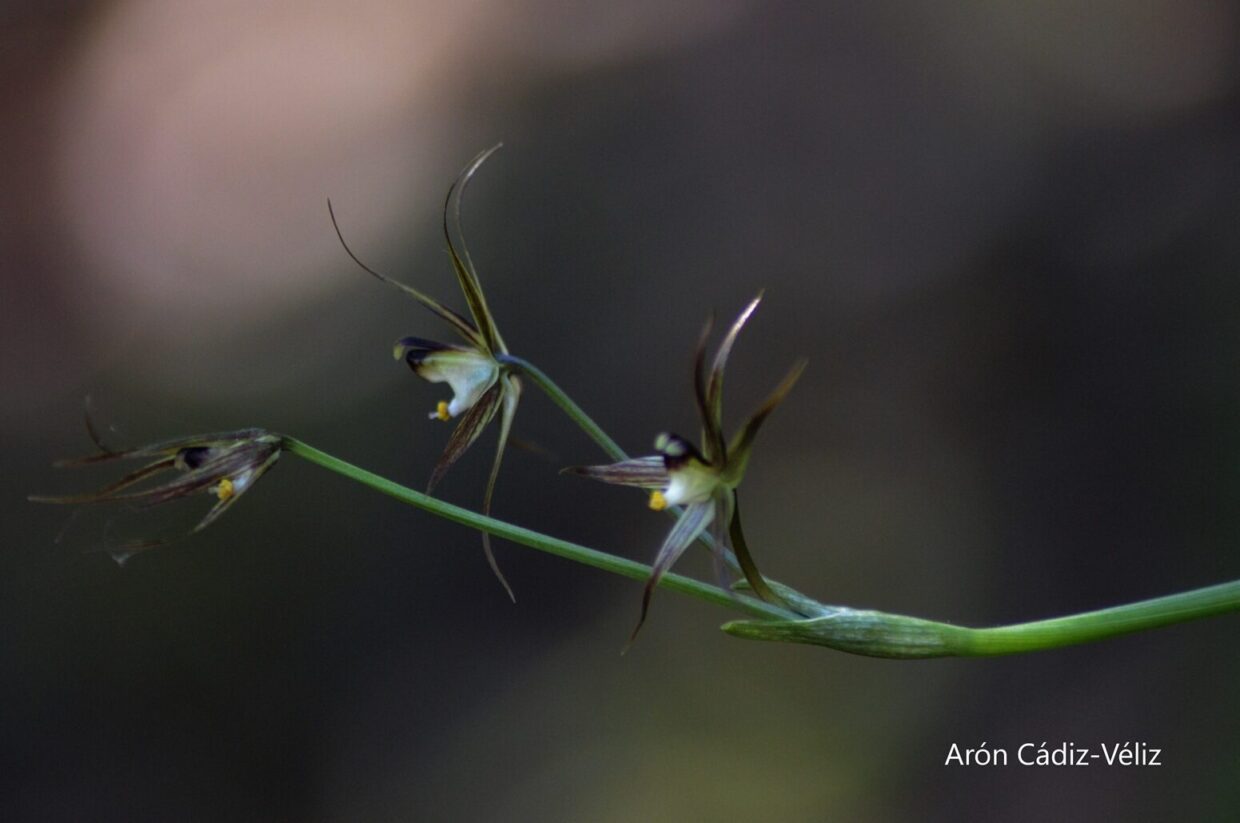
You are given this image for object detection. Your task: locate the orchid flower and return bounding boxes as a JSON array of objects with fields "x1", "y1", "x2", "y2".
[
  {"x1": 329, "y1": 145, "x2": 521, "y2": 600},
  {"x1": 567, "y1": 295, "x2": 806, "y2": 641},
  {"x1": 31, "y1": 424, "x2": 283, "y2": 564}
]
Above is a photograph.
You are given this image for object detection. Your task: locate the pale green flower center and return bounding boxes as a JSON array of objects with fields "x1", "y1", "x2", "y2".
[
  {"x1": 415, "y1": 350, "x2": 500, "y2": 418},
  {"x1": 662, "y1": 461, "x2": 720, "y2": 507}
]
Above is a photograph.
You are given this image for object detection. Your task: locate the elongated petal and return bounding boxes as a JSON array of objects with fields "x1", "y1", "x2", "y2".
[
  {"x1": 723, "y1": 358, "x2": 807, "y2": 485},
  {"x1": 124, "y1": 445, "x2": 268, "y2": 507},
  {"x1": 478, "y1": 374, "x2": 521, "y2": 601},
  {"x1": 328, "y1": 200, "x2": 487, "y2": 349},
  {"x1": 727, "y1": 489, "x2": 784, "y2": 606},
  {"x1": 28, "y1": 456, "x2": 178, "y2": 504},
  {"x1": 707, "y1": 488, "x2": 736, "y2": 592},
  {"x1": 562, "y1": 456, "x2": 668, "y2": 489},
  {"x1": 706, "y1": 294, "x2": 763, "y2": 463},
  {"x1": 427, "y1": 382, "x2": 503, "y2": 492},
  {"x1": 630, "y1": 500, "x2": 715, "y2": 645},
  {"x1": 691, "y1": 315, "x2": 726, "y2": 464},
  {"x1": 52, "y1": 429, "x2": 272, "y2": 466},
  {"x1": 444, "y1": 145, "x2": 506, "y2": 353}
]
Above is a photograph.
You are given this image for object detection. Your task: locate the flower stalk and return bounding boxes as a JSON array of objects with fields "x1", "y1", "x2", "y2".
[
  {"x1": 32, "y1": 149, "x2": 1240, "y2": 662},
  {"x1": 282, "y1": 436, "x2": 796, "y2": 622},
  {"x1": 33, "y1": 425, "x2": 1240, "y2": 657},
  {"x1": 282, "y1": 437, "x2": 1240, "y2": 657}
]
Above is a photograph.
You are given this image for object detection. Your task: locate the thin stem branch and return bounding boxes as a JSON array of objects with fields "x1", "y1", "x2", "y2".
[
  {"x1": 283, "y1": 436, "x2": 796, "y2": 622},
  {"x1": 496, "y1": 354, "x2": 627, "y2": 461},
  {"x1": 287, "y1": 436, "x2": 1240, "y2": 656}
]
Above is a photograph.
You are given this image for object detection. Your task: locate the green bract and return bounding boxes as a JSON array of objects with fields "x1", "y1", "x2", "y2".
[{"x1": 568, "y1": 295, "x2": 806, "y2": 642}]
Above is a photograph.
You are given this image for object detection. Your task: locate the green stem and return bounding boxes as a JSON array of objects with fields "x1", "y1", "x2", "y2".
[
  {"x1": 283, "y1": 436, "x2": 796, "y2": 622},
  {"x1": 723, "y1": 580, "x2": 1240, "y2": 658},
  {"x1": 287, "y1": 437, "x2": 1240, "y2": 656},
  {"x1": 958, "y1": 579, "x2": 1240, "y2": 655},
  {"x1": 314, "y1": 355, "x2": 1240, "y2": 657},
  {"x1": 497, "y1": 354, "x2": 627, "y2": 461}
]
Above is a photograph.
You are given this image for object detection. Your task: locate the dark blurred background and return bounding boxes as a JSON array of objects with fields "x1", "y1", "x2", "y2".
[{"x1": 4, "y1": 1, "x2": 1240, "y2": 820}]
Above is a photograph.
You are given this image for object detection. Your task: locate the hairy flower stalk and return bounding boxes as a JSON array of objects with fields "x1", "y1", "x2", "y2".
[
  {"x1": 30, "y1": 424, "x2": 282, "y2": 563},
  {"x1": 330, "y1": 145, "x2": 522, "y2": 600},
  {"x1": 568, "y1": 295, "x2": 807, "y2": 642}
]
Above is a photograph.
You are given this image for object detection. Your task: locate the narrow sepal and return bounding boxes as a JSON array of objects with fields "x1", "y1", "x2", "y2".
[
  {"x1": 691, "y1": 314, "x2": 726, "y2": 464},
  {"x1": 723, "y1": 358, "x2": 807, "y2": 484},
  {"x1": 707, "y1": 488, "x2": 736, "y2": 593},
  {"x1": 727, "y1": 490, "x2": 783, "y2": 607},
  {"x1": 51, "y1": 429, "x2": 274, "y2": 466},
  {"x1": 706, "y1": 294, "x2": 763, "y2": 454},
  {"x1": 479, "y1": 374, "x2": 521, "y2": 602},
  {"x1": 443, "y1": 144, "x2": 506, "y2": 354},
  {"x1": 427, "y1": 382, "x2": 503, "y2": 492},
  {"x1": 629, "y1": 500, "x2": 715, "y2": 646},
  {"x1": 30, "y1": 457, "x2": 179, "y2": 504},
  {"x1": 562, "y1": 456, "x2": 668, "y2": 489},
  {"x1": 327, "y1": 199, "x2": 487, "y2": 349}
]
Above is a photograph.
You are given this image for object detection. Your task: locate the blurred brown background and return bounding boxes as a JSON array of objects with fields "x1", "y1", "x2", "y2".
[{"x1": 5, "y1": 1, "x2": 1240, "y2": 820}]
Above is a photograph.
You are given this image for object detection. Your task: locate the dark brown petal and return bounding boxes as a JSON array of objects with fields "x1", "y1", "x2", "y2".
[
  {"x1": 724, "y1": 358, "x2": 807, "y2": 484},
  {"x1": 52, "y1": 428, "x2": 272, "y2": 467},
  {"x1": 705, "y1": 294, "x2": 763, "y2": 453},
  {"x1": 29, "y1": 456, "x2": 178, "y2": 503},
  {"x1": 628, "y1": 500, "x2": 715, "y2": 647},
  {"x1": 727, "y1": 489, "x2": 783, "y2": 606},
  {"x1": 478, "y1": 375, "x2": 521, "y2": 602},
  {"x1": 691, "y1": 314, "x2": 726, "y2": 464},
  {"x1": 562, "y1": 456, "x2": 669, "y2": 489},
  {"x1": 427, "y1": 382, "x2": 503, "y2": 493},
  {"x1": 328, "y1": 199, "x2": 487, "y2": 350},
  {"x1": 443, "y1": 145, "x2": 506, "y2": 354}
]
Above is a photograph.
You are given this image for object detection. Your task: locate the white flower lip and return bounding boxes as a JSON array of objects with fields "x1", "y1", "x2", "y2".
[
  {"x1": 661, "y1": 461, "x2": 719, "y2": 507},
  {"x1": 413, "y1": 348, "x2": 500, "y2": 417}
]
